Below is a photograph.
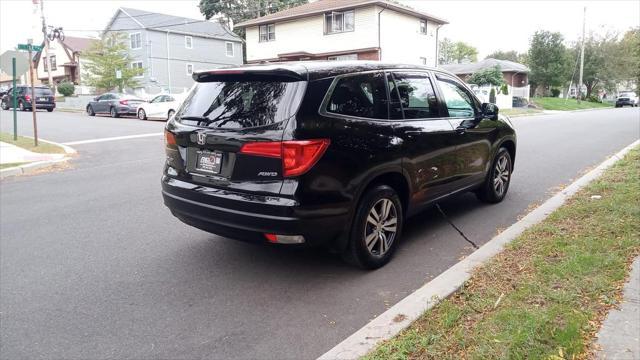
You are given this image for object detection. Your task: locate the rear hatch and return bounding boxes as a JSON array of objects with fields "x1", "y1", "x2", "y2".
[
  {"x1": 167, "y1": 68, "x2": 311, "y2": 195},
  {"x1": 34, "y1": 88, "x2": 54, "y2": 104}
]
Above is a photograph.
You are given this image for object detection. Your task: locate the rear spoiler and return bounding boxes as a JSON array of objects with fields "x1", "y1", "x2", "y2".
[{"x1": 193, "y1": 67, "x2": 307, "y2": 83}]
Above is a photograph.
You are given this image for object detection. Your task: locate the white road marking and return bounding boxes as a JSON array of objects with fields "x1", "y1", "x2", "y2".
[{"x1": 63, "y1": 133, "x2": 163, "y2": 146}]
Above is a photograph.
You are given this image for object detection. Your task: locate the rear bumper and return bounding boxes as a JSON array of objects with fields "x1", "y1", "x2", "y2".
[
  {"x1": 116, "y1": 105, "x2": 138, "y2": 115},
  {"x1": 616, "y1": 100, "x2": 636, "y2": 106},
  {"x1": 162, "y1": 175, "x2": 349, "y2": 246}
]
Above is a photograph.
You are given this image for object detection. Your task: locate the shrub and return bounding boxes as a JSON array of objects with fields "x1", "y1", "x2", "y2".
[
  {"x1": 586, "y1": 95, "x2": 601, "y2": 103},
  {"x1": 550, "y1": 88, "x2": 561, "y2": 97},
  {"x1": 501, "y1": 84, "x2": 508, "y2": 95},
  {"x1": 58, "y1": 82, "x2": 75, "y2": 97},
  {"x1": 489, "y1": 88, "x2": 496, "y2": 104}
]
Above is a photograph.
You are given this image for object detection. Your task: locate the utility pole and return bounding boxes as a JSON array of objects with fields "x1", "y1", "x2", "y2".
[
  {"x1": 40, "y1": 0, "x2": 55, "y2": 94},
  {"x1": 577, "y1": 6, "x2": 586, "y2": 104},
  {"x1": 12, "y1": 57, "x2": 18, "y2": 140},
  {"x1": 27, "y1": 39, "x2": 38, "y2": 147}
]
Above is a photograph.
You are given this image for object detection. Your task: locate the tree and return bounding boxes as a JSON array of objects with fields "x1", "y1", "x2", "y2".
[
  {"x1": 485, "y1": 50, "x2": 526, "y2": 63},
  {"x1": 439, "y1": 38, "x2": 478, "y2": 64},
  {"x1": 527, "y1": 31, "x2": 571, "y2": 95},
  {"x1": 199, "y1": 0, "x2": 307, "y2": 32},
  {"x1": 616, "y1": 28, "x2": 640, "y2": 95},
  {"x1": 570, "y1": 32, "x2": 619, "y2": 98},
  {"x1": 82, "y1": 33, "x2": 143, "y2": 92},
  {"x1": 468, "y1": 65, "x2": 504, "y2": 86}
]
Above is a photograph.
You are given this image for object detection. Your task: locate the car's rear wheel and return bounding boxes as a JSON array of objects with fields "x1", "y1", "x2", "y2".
[
  {"x1": 87, "y1": 105, "x2": 95, "y2": 116},
  {"x1": 47, "y1": 108, "x2": 53, "y2": 112},
  {"x1": 344, "y1": 184, "x2": 403, "y2": 269},
  {"x1": 0, "y1": 101, "x2": 8, "y2": 110},
  {"x1": 18, "y1": 100, "x2": 25, "y2": 111},
  {"x1": 138, "y1": 108, "x2": 147, "y2": 120},
  {"x1": 110, "y1": 107, "x2": 119, "y2": 118},
  {"x1": 167, "y1": 109, "x2": 175, "y2": 120},
  {"x1": 476, "y1": 147, "x2": 512, "y2": 203}
]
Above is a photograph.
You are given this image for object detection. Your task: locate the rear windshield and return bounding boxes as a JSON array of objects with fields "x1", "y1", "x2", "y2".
[
  {"x1": 34, "y1": 88, "x2": 53, "y2": 96},
  {"x1": 175, "y1": 81, "x2": 305, "y2": 129}
]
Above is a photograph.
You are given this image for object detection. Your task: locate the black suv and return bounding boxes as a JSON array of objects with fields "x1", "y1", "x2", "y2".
[
  {"x1": 0, "y1": 85, "x2": 55, "y2": 112},
  {"x1": 162, "y1": 62, "x2": 516, "y2": 269}
]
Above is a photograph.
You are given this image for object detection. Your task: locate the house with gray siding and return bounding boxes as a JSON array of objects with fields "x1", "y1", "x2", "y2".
[{"x1": 104, "y1": 7, "x2": 243, "y2": 95}]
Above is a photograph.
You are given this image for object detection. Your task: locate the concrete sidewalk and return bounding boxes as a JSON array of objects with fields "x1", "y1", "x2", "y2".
[
  {"x1": 0, "y1": 141, "x2": 65, "y2": 165},
  {"x1": 596, "y1": 257, "x2": 640, "y2": 359}
]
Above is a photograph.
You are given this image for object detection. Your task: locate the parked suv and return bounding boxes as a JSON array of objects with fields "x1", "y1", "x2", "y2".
[
  {"x1": 615, "y1": 91, "x2": 638, "y2": 107},
  {"x1": 162, "y1": 62, "x2": 517, "y2": 269},
  {"x1": 0, "y1": 85, "x2": 55, "y2": 112},
  {"x1": 86, "y1": 93, "x2": 145, "y2": 117}
]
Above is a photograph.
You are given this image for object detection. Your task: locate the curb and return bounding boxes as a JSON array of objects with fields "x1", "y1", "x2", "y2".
[
  {"x1": 318, "y1": 139, "x2": 640, "y2": 360},
  {"x1": 0, "y1": 138, "x2": 77, "y2": 179},
  {"x1": 55, "y1": 108, "x2": 86, "y2": 114}
]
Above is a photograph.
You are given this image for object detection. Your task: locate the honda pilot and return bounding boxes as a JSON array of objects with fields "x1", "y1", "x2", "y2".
[{"x1": 162, "y1": 62, "x2": 517, "y2": 269}]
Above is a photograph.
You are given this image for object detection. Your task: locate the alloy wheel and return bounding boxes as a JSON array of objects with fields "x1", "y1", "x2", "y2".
[
  {"x1": 138, "y1": 109, "x2": 146, "y2": 120},
  {"x1": 493, "y1": 154, "x2": 510, "y2": 197},
  {"x1": 364, "y1": 198, "x2": 398, "y2": 256}
]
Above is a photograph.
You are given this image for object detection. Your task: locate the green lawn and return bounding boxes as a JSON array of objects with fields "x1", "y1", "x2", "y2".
[
  {"x1": 0, "y1": 132, "x2": 66, "y2": 154},
  {"x1": 364, "y1": 148, "x2": 640, "y2": 360},
  {"x1": 532, "y1": 97, "x2": 612, "y2": 111},
  {"x1": 0, "y1": 162, "x2": 27, "y2": 169}
]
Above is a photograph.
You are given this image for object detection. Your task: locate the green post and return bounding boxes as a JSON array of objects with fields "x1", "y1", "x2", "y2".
[{"x1": 12, "y1": 57, "x2": 17, "y2": 141}]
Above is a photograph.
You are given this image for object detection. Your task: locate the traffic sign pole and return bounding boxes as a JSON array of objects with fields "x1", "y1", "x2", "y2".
[
  {"x1": 12, "y1": 57, "x2": 17, "y2": 140},
  {"x1": 28, "y1": 47, "x2": 38, "y2": 146}
]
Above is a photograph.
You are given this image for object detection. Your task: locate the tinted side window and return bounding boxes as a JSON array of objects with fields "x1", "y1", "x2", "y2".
[
  {"x1": 387, "y1": 74, "x2": 404, "y2": 120},
  {"x1": 391, "y1": 72, "x2": 439, "y2": 119},
  {"x1": 326, "y1": 72, "x2": 388, "y2": 119},
  {"x1": 436, "y1": 76, "x2": 476, "y2": 118}
]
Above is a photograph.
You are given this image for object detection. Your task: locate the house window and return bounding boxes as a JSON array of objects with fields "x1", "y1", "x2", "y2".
[
  {"x1": 420, "y1": 20, "x2": 427, "y2": 34},
  {"x1": 186, "y1": 63, "x2": 194, "y2": 75},
  {"x1": 130, "y1": 33, "x2": 141, "y2": 49},
  {"x1": 420, "y1": 57, "x2": 427, "y2": 65},
  {"x1": 49, "y1": 55, "x2": 57, "y2": 71},
  {"x1": 43, "y1": 56, "x2": 48, "y2": 72},
  {"x1": 185, "y1": 36, "x2": 193, "y2": 49},
  {"x1": 225, "y1": 42, "x2": 234, "y2": 57},
  {"x1": 325, "y1": 10, "x2": 354, "y2": 34},
  {"x1": 328, "y1": 54, "x2": 358, "y2": 61},
  {"x1": 131, "y1": 61, "x2": 143, "y2": 77},
  {"x1": 259, "y1": 24, "x2": 275, "y2": 42}
]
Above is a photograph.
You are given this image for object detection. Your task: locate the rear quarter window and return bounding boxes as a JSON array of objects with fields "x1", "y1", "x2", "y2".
[{"x1": 325, "y1": 72, "x2": 388, "y2": 120}]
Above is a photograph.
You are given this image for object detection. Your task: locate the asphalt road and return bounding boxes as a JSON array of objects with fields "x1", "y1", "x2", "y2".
[{"x1": 1, "y1": 108, "x2": 639, "y2": 359}]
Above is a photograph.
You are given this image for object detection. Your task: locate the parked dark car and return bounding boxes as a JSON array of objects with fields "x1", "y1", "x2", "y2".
[
  {"x1": 162, "y1": 62, "x2": 517, "y2": 269},
  {"x1": 86, "y1": 93, "x2": 145, "y2": 117},
  {"x1": 615, "y1": 92, "x2": 638, "y2": 107},
  {"x1": 0, "y1": 85, "x2": 55, "y2": 112}
]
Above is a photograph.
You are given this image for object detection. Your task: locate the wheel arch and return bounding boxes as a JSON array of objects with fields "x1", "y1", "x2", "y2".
[{"x1": 497, "y1": 137, "x2": 516, "y2": 170}]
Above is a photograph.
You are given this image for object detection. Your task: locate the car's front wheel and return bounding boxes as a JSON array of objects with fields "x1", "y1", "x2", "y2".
[
  {"x1": 138, "y1": 108, "x2": 147, "y2": 120},
  {"x1": 477, "y1": 147, "x2": 512, "y2": 203},
  {"x1": 87, "y1": 105, "x2": 95, "y2": 116},
  {"x1": 344, "y1": 184, "x2": 403, "y2": 269}
]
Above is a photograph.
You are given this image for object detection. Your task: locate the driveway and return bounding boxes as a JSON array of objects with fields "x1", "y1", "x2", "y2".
[{"x1": 1, "y1": 108, "x2": 639, "y2": 359}]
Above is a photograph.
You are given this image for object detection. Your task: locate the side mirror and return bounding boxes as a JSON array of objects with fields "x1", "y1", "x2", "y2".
[
  {"x1": 481, "y1": 102, "x2": 499, "y2": 120},
  {"x1": 94, "y1": 96, "x2": 99, "y2": 101}
]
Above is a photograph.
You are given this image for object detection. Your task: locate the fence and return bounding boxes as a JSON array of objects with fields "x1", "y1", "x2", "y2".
[{"x1": 510, "y1": 85, "x2": 530, "y2": 101}]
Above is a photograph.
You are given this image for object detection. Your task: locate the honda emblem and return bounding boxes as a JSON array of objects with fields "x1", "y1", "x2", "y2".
[{"x1": 197, "y1": 132, "x2": 207, "y2": 145}]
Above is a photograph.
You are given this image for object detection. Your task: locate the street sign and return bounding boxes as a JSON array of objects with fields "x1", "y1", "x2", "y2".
[
  {"x1": 115, "y1": 70, "x2": 122, "y2": 79},
  {"x1": 17, "y1": 44, "x2": 43, "y2": 52}
]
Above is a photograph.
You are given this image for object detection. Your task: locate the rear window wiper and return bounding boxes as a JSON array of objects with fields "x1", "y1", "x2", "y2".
[{"x1": 178, "y1": 115, "x2": 213, "y2": 125}]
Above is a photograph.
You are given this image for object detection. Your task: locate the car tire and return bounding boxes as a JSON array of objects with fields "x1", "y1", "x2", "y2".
[
  {"x1": 167, "y1": 109, "x2": 175, "y2": 120},
  {"x1": 87, "y1": 105, "x2": 95, "y2": 116},
  {"x1": 110, "y1": 107, "x2": 119, "y2": 118},
  {"x1": 138, "y1": 108, "x2": 147, "y2": 120},
  {"x1": 18, "y1": 100, "x2": 25, "y2": 111},
  {"x1": 476, "y1": 147, "x2": 512, "y2": 203},
  {"x1": 0, "y1": 101, "x2": 7, "y2": 110},
  {"x1": 47, "y1": 108, "x2": 53, "y2": 112},
  {"x1": 343, "y1": 184, "x2": 403, "y2": 269}
]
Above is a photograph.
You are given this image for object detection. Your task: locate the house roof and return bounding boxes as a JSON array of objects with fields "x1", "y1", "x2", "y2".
[
  {"x1": 440, "y1": 58, "x2": 530, "y2": 75},
  {"x1": 106, "y1": 7, "x2": 241, "y2": 42},
  {"x1": 62, "y1": 36, "x2": 97, "y2": 53},
  {"x1": 235, "y1": 0, "x2": 448, "y2": 27}
]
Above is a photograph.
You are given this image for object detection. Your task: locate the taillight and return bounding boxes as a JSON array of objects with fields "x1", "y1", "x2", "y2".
[
  {"x1": 164, "y1": 130, "x2": 177, "y2": 146},
  {"x1": 240, "y1": 139, "x2": 330, "y2": 177},
  {"x1": 119, "y1": 99, "x2": 129, "y2": 105},
  {"x1": 25, "y1": 94, "x2": 31, "y2": 102}
]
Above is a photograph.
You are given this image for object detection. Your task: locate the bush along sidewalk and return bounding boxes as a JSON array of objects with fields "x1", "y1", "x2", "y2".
[{"x1": 364, "y1": 148, "x2": 639, "y2": 360}]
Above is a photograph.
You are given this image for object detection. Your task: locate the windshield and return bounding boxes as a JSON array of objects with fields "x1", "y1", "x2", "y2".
[{"x1": 175, "y1": 80, "x2": 305, "y2": 129}]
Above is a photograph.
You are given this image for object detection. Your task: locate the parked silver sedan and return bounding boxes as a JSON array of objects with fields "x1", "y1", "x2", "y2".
[{"x1": 86, "y1": 93, "x2": 145, "y2": 118}]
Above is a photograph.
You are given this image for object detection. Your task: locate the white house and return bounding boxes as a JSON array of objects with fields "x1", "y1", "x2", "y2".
[
  {"x1": 235, "y1": 0, "x2": 448, "y2": 66},
  {"x1": 35, "y1": 36, "x2": 96, "y2": 93}
]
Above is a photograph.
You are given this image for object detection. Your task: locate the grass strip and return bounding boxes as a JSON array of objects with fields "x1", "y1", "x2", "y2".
[
  {"x1": 531, "y1": 97, "x2": 612, "y2": 111},
  {"x1": 0, "y1": 132, "x2": 66, "y2": 154},
  {"x1": 364, "y1": 147, "x2": 640, "y2": 360}
]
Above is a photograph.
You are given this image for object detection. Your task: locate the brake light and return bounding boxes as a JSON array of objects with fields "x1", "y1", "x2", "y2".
[
  {"x1": 239, "y1": 139, "x2": 330, "y2": 177},
  {"x1": 119, "y1": 99, "x2": 129, "y2": 105},
  {"x1": 25, "y1": 94, "x2": 31, "y2": 102},
  {"x1": 164, "y1": 130, "x2": 176, "y2": 146}
]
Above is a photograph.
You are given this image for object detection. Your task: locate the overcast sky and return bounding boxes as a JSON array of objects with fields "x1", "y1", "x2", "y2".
[{"x1": 1, "y1": 0, "x2": 638, "y2": 58}]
